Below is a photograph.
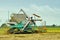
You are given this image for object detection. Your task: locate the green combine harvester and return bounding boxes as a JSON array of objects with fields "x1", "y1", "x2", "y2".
[
  {"x1": 8, "y1": 20, "x2": 38, "y2": 34},
  {"x1": 1, "y1": 9, "x2": 47, "y2": 34}
]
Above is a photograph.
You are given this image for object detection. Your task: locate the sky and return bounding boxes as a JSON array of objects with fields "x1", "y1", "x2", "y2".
[{"x1": 0, "y1": 0, "x2": 60, "y2": 26}]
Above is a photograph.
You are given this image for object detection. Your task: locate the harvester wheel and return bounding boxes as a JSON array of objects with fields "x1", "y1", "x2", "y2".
[{"x1": 8, "y1": 28, "x2": 20, "y2": 34}]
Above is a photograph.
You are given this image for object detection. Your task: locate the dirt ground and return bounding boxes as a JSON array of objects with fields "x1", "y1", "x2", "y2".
[{"x1": 0, "y1": 33, "x2": 60, "y2": 40}]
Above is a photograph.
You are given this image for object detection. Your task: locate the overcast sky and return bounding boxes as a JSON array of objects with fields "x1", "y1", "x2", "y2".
[{"x1": 0, "y1": 0, "x2": 60, "y2": 26}]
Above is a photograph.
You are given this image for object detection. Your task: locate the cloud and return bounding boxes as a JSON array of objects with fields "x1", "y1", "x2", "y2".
[
  {"x1": 0, "y1": 4, "x2": 60, "y2": 25},
  {"x1": 21, "y1": 5, "x2": 60, "y2": 25}
]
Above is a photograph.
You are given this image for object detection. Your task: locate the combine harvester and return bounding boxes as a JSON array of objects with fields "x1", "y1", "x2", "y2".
[{"x1": 1, "y1": 9, "x2": 47, "y2": 34}]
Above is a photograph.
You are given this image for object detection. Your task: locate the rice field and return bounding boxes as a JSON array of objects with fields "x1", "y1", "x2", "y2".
[
  {"x1": 0, "y1": 26, "x2": 60, "y2": 40},
  {"x1": 47, "y1": 27, "x2": 60, "y2": 32}
]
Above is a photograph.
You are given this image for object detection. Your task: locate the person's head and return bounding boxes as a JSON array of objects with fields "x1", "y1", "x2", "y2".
[{"x1": 31, "y1": 17, "x2": 33, "y2": 19}]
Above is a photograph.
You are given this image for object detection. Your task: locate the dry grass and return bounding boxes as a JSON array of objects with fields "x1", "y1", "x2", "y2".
[{"x1": 0, "y1": 33, "x2": 60, "y2": 40}]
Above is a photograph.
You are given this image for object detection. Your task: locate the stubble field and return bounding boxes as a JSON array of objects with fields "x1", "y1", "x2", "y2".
[{"x1": 0, "y1": 33, "x2": 60, "y2": 40}]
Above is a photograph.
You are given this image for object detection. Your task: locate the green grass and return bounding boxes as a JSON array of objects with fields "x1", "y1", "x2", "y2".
[
  {"x1": 46, "y1": 26, "x2": 60, "y2": 32},
  {"x1": 0, "y1": 27, "x2": 10, "y2": 35}
]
